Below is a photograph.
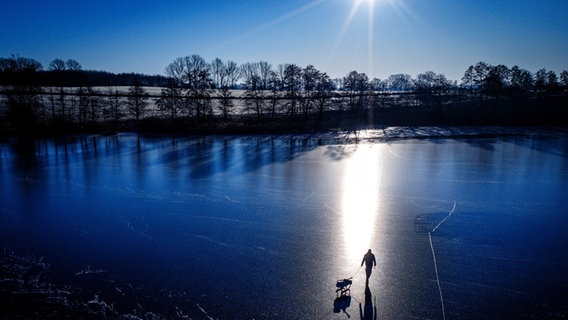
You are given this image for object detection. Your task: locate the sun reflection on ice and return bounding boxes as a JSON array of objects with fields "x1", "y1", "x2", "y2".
[{"x1": 341, "y1": 144, "x2": 384, "y2": 264}]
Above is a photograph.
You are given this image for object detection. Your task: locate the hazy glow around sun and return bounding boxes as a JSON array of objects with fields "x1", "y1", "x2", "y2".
[{"x1": 330, "y1": 0, "x2": 411, "y2": 77}]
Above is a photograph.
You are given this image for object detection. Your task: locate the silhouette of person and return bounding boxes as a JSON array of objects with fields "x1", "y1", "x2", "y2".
[
  {"x1": 361, "y1": 249, "x2": 376, "y2": 281},
  {"x1": 359, "y1": 284, "x2": 377, "y2": 320}
]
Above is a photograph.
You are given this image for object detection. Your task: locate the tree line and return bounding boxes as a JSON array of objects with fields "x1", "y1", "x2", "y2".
[
  {"x1": 0, "y1": 55, "x2": 169, "y2": 87},
  {"x1": 1, "y1": 54, "x2": 567, "y2": 135}
]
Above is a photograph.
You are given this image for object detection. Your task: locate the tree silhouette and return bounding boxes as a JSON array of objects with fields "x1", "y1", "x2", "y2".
[
  {"x1": 387, "y1": 73, "x2": 412, "y2": 92},
  {"x1": 240, "y1": 62, "x2": 267, "y2": 119},
  {"x1": 560, "y1": 70, "x2": 568, "y2": 88},
  {"x1": 49, "y1": 59, "x2": 66, "y2": 71},
  {"x1": 314, "y1": 71, "x2": 334, "y2": 117},
  {"x1": 104, "y1": 87, "x2": 124, "y2": 129},
  {"x1": 165, "y1": 55, "x2": 214, "y2": 119},
  {"x1": 157, "y1": 78, "x2": 184, "y2": 121},
  {"x1": 415, "y1": 71, "x2": 452, "y2": 109},
  {"x1": 66, "y1": 59, "x2": 82, "y2": 71},
  {"x1": 344, "y1": 70, "x2": 369, "y2": 111},
  {"x1": 1, "y1": 54, "x2": 567, "y2": 133},
  {"x1": 283, "y1": 63, "x2": 303, "y2": 118},
  {"x1": 486, "y1": 64, "x2": 510, "y2": 99},
  {"x1": 127, "y1": 77, "x2": 149, "y2": 121},
  {"x1": 510, "y1": 66, "x2": 534, "y2": 94},
  {"x1": 302, "y1": 65, "x2": 319, "y2": 117},
  {"x1": 217, "y1": 59, "x2": 239, "y2": 119},
  {"x1": 267, "y1": 70, "x2": 282, "y2": 119}
]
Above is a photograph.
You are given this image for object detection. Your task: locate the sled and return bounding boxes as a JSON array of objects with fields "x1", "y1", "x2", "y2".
[{"x1": 335, "y1": 278, "x2": 352, "y2": 297}]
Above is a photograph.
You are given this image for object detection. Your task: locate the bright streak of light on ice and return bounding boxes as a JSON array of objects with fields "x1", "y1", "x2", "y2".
[{"x1": 340, "y1": 145, "x2": 383, "y2": 263}]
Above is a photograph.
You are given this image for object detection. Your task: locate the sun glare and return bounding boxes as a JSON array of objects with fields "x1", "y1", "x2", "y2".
[
  {"x1": 332, "y1": 0, "x2": 379, "y2": 76},
  {"x1": 341, "y1": 145, "x2": 384, "y2": 263},
  {"x1": 330, "y1": 0, "x2": 412, "y2": 77}
]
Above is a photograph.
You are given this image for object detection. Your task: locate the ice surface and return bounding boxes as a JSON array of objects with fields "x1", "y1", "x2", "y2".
[{"x1": 1, "y1": 128, "x2": 567, "y2": 319}]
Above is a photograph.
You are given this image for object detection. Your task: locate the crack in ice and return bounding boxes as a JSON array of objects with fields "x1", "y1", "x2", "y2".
[{"x1": 428, "y1": 201, "x2": 456, "y2": 320}]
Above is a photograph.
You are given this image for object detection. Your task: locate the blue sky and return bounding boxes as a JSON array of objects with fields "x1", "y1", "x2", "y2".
[{"x1": 1, "y1": 0, "x2": 567, "y2": 81}]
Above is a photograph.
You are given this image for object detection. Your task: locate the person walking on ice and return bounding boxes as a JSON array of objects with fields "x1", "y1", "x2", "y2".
[{"x1": 361, "y1": 249, "x2": 377, "y2": 282}]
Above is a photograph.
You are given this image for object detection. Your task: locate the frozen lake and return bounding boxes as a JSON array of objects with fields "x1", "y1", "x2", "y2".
[{"x1": 1, "y1": 128, "x2": 567, "y2": 319}]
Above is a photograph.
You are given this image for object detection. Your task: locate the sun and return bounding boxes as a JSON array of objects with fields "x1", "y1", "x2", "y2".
[{"x1": 332, "y1": 0, "x2": 378, "y2": 76}]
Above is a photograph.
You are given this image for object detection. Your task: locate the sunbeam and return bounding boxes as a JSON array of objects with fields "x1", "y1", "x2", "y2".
[
  {"x1": 368, "y1": 0, "x2": 375, "y2": 77},
  {"x1": 328, "y1": 0, "x2": 417, "y2": 77},
  {"x1": 331, "y1": 0, "x2": 363, "y2": 56},
  {"x1": 222, "y1": 0, "x2": 330, "y2": 46}
]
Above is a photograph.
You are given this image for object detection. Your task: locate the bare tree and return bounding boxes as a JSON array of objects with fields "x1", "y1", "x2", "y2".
[
  {"x1": 267, "y1": 70, "x2": 282, "y2": 119},
  {"x1": 65, "y1": 59, "x2": 82, "y2": 71},
  {"x1": 370, "y1": 77, "x2": 386, "y2": 92},
  {"x1": 105, "y1": 87, "x2": 123, "y2": 128},
  {"x1": 302, "y1": 65, "x2": 318, "y2": 116},
  {"x1": 387, "y1": 73, "x2": 411, "y2": 91},
  {"x1": 314, "y1": 71, "x2": 334, "y2": 117},
  {"x1": 415, "y1": 71, "x2": 437, "y2": 92},
  {"x1": 241, "y1": 63, "x2": 265, "y2": 118},
  {"x1": 49, "y1": 59, "x2": 66, "y2": 71},
  {"x1": 46, "y1": 59, "x2": 69, "y2": 122},
  {"x1": 165, "y1": 57, "x2": 186, "y2": 86},
  {"x1": 211, "y1": 58, "x2": 225, "y2": 89},
  {"x1": 127, "y1": 77, "x2": 149, "y2": 121},
  {"x1": 258, "y1": 61, "x2": 272, "y2": 90},
  {"x1": 43, "y1": 85, "x2": 57, "y2": 122},
  {"x1": 184, "y1": 54, "x2": 210, "y2": 90},
  {"x1": 462, "y1": 62, "x2": 491, "y2": 104},
  {"x1": 344, "y1": 70, "x2": 369, "y2": 111},
  {"x1": 218, "y1": 60, "x2": 239, "y2": 119},
  {"x1": 240, "y1": 62, "x2": 260, "y2": 87},
  {"x1": 165, "y1": 55, "x2": 213, "y2": 118},
  {"x1": 535, "y1": 68, "x2": 549, "y2": 93},
  {"x1": 486, "y1": 64, "x2": 510, "y2": 99},
  {"x1": 243, "y1": 73, "x2": 264, "y2": 119},
  {"x1": 2, "y1": 55, "x2": 44, "y2": 132},
  {"x1": 77, "y1": 86, "x2": 89, "y2": 125},
  {"x1": 225, "y1": 60, "x2": 240, "y2": 88},
  {"x1": 560, "y1": 70, "x2": 568, "y2": 88},
  {"x1": 461, "y1": 65, "x2": 475, "y2": 94},
  {"x1": 416, "y1": 71, "x2": 453, "y2": 108},
  {"x1": 510, "y1": 66, "x2": 533, "y2": 91},
  {"x1": 86, "y1": 87, "x2": 102, "y2": 125},
  {"x1": 546, "y1": 70, "x2": 559, "y2": 91},
  {"x1": 157, "y1": 78, "x2": 184, "y2": 121},
  {"x1": 283, "y1": 64, "x2": 303, "y2": 118},
  {"x1": 185, "y1": 55, "x2": 213, "y2": 118}
]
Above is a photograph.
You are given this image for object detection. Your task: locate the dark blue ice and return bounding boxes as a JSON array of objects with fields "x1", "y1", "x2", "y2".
[{"x1": 1, "y1": 129, "x2": 567, "y2": 319}]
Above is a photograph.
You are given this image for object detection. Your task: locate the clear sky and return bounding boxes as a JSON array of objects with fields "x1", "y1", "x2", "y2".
[{"x1": 1, "y1": 0, "x2": 567, "y2": 81}]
